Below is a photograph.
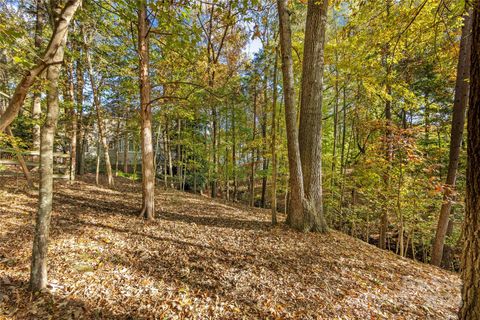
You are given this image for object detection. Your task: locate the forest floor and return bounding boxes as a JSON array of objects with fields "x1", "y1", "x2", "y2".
[{"x1": 0, "y1": 175, "x2": 461, "y2": 319}]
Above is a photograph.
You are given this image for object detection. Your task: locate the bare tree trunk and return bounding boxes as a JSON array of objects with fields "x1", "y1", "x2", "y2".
[
  {"x1": 298, "y1": 0, "x2": 329, "y2": 232},
  {"x1": 231, "y1": 103, "x2": 238, "y2": 201},
  {"x1": 32, "y1": 0, "x2": 44, "y2": 150},
  {"x1": 30, "y1": 1, "x2": 72, "y2": 289},
  {"x1": 84, "y1": 31, "x2": 114, "y2": 186},
  {"x1": 271, "y1": 50, "x2": 279, "y2": 225},
  {"x1": 261, "y1": 74, "x2": 268, "y2": 208},
  {"x1": 75, "y1": 52, "x2": 85, "y2": 175},
  {"x1": 96, "y1": 141, "x2": 100, "y2": 185},
  {"x1": 249, "y1": 86, "x2": 257, "y2": 207},
  {"x1": 431, "y1": 10, "x2": 472, "y2": 266},
  {"x1": 177, "y1": 119, "x2": 183, "y2": 190},
  {"x1": 123, "y1": 122, "x2": 129, "y2": 173},
  {"x1": 114, "y1": 119, "x2": 121, "y2": 176},
  {"x1": 0, "y1": 0, "x2": 81, "y2": 132},
  {"x1": 460, "y1": 2, "x2": 480, "y2": 318},
  {"x1": 65, "y1": 59, "x2": 76, "y2": 182},
  {"x1": 277, "y1": 0, "x2": 305, "y2": 229},
  {"x1": 167, "y1": 122, "x2": 174, "y2": 188},
  {"x1": 138, "y1": 1, "x2": 155, "y2": 220}
]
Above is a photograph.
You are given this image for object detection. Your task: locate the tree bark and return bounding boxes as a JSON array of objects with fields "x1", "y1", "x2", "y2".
[
  {"x1": 261, "y1": 73, "x2": 269, "y2": 208},
  {"x1": 459, "y1": 1, "x2": 480, "y2": 318},
  {"x1": 123, "y1": 120, "x2": 129, "y2": 173},
  {"x1": 65, "y1": 58, "x2": 76, "y2": 182},
  {"x1": 84, "y1": 31, "x2": 114, "y2": 186},
  {"x1": 75, "y1": 52, "x2": 85, "y2": 175},
  {"x1": 271, "y1": 49, "x2": 279, "y2": 225},
  {"x1": 380, "y1": 0, "x2": 393, "y2": 250},
  {"x1": 431, "y1": 10, "x2": 472, "y2": 267},
  {"x1": 277, "y1": 0, "x2": 305, "y2": 229},
  {"x1": 250, "y1": 85, "x2": 257, "y2": 207},
  {"x1": 0, "y1": 0, "x2": 81, "y2": 132},
  {"x1": 30, "y1": 1, "x2": 73, "y2": 291},
  {"x1": 298, "y1": 0, "x2": 329, "y2": 233},
  {"x1": 32, "y1": 0, "x2": 44, "y2": 150},
  {"x1": 138, "y1": 0, "x2": 155, "y2": 220}
]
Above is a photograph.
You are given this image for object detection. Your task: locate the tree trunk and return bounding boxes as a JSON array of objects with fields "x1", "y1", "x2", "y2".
[
  {"x1": 123, "y1": 123, "x2": 129, "y2": 173},
  {"x1": 30, "y1": 1, "x2": 72, "y2": 290},
  {"x1": 75, "y1": 52, "x2": 84, "y2": 175},
  {"x1": 261, "y1": 73, "x2": 268, "y2": 208},
  {"x1": 32, "y1": 0, "x2": 44, "y2": 150},
  {"x1": 431, "y1": 10, "x2": 472, "y2": 266},
  {"x1": 114, "y1": 119, "x2": 121, "y2": 175},
  {"x1": 380, "y1": 0, "x2": 393, "y2": 250},
  {"x1": 277, "y1": 0, "x2": 305, "y2": 229},
  {"x1": 96, "y1": 141, "x2": 101, "y2": 185},
  {"x1": 211, "y1": 105, "x2": 218, "y2": 198},
  {"x1": 0, "y1": 0, "x2": 81, "y2": 132},
  {"x1": 250, "y1": 85, "x2": 257, "y2": 207},
  {"x1": 84, "y1": 31, "x2": 114, "y2": 186},
  {"x1": 298, "y1": 0, "x2": 329, "y2": 233},
  {"x1": 65, "y1": 59, "x2": 76, "y2": 182},
  {"x1": 231, "y1": 103, "x2": 238, "y2": 201},
  {"x1": 271, "y1": 49, "x2": 279, "y2": 225},
  {"x1": 138, "y1": 1, "x2": 155, "y2": 220},
  {"x1": 459, "y1": 1, "x2": 480, "y2": 318}
]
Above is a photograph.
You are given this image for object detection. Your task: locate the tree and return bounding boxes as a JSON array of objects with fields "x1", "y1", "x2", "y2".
[
  {"x1": 431, "y1": 9, "x2": 472, "y2": 267},
  {"x1": 30, "y1": 0, "x2": 81, "y2": 291},
  {"x1": 138, "y1": 0, "x2": 155, "y2": 220},
  {"x1": 271, "y1": 49, "x2": 279, "y2": 225},
  {"x1": 460, "y1": 1, "x2": 480, "y2": 317},
  {"x1": 0, "y1": 0, "x2": 81, "y2": 132},
  {"x1": 32, "y1": 0, "x2": 44, "y2": 150},
  {"x1": 84, "y1": 28, "x2": 114, "y2": 186},
  {"x1": 277, "y1": 0, "x2": 306, "y2": 229},
  {"x1": 298, "y1": 0, "x2": 329, "y2": 232}
]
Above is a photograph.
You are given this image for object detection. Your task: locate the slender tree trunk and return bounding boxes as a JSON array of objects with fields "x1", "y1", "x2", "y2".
[
  {"x1": 261, "y1": 73, "x2": 269, "y2": 208},
  {"x1": 271, "y1": 50, "x2": 279, "y2": 225},
  {"x1": 277, "y1": 0, "x2": 305, "y2": 228},
  {"x1": 431, "y1": 10, "x2": 472, "y2": 266},
  {"x1": 212, "y1": 105, "x2": 218, "y2": 198},
  {"x1": 154, "y1": 123, "x2": 162, "y2": 173},
  {"x1": 167, "y1": 123, "x2": 174, "y2": 188},
  {"x1": 138, "y1": 1, "x2": 155, "y2": 220},
  {"x1": 250, "y1": 86, "x2": 257, "y2": 207},
  {"x1": 65, "y1": 59, "x2": 76, "y2": 182},
  {"x1": 231, "y1": 103, "x2": 238, "y2": 201},
  {"x1": 133, "y1": 140, "x2": 138, "y2": 176},
  {"x1": 123, "y1": 124, "x2": 129, "y2": 173},
  {"x1": 177, "y1": 119, "x2": 182, "y2": 190},
  {"x1": 298, "y1": 0, "x2": 329, "y2": 232},
  {"x1": 32, "y1": 0, "x2": 44, "y2": 150},
  {"x1": 96, "y1": 141, "x2": 100, "y2": 185},
  {"x1": 84, "y1": 33, "x2": 114, "y2": 186},
  {"x1": 460, "y1": 1, "x2": 480, "y2": 318},
  {"x1": 114, "y1": 119, "x2": 121, "y2": 176},
  {"x1": 30, "y1": 1, "x2": 72, "y2": 290},
  {"x1": 75, "y1": 53, "x2": 84, "y2": 175}
]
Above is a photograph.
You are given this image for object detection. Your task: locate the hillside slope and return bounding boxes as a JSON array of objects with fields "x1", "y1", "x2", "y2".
[{"x1": 0, "y1": 176, "x2": 460, "y2": 319}]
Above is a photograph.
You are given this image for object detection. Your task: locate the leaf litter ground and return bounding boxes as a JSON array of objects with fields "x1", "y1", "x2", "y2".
[{"x1": 0, "y1": 175, "x2": 460, "y2": 319}]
